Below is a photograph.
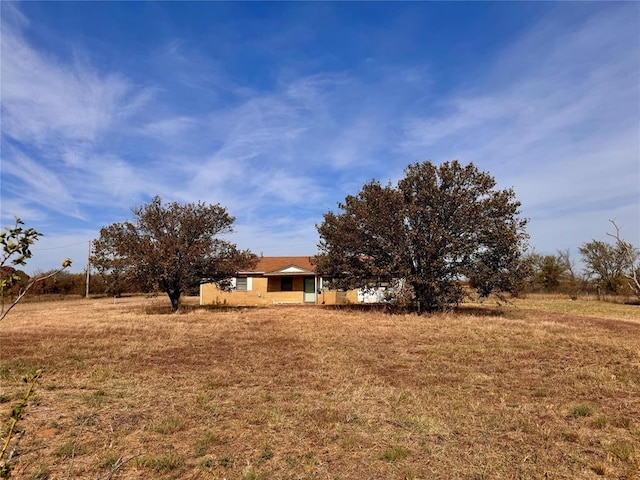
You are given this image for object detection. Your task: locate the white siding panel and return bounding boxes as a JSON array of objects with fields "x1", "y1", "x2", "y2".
[{"x1": 357, "y1": 287, "x2": 387, "y2": 303}]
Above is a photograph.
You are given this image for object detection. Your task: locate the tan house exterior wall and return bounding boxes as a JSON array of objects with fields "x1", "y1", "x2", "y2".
[
  {"x1": 200, "y1": 277, "x2": 271, "y2": 306},
  {"x1": 317, "y1": 289, "x2": 358, "y2": 305},
  {"x1": 200, "y1": 276, "x2": 316, "y2": 306},
  {"x1": 200, "y1": 282, "x2": 361, "y2": 306}
]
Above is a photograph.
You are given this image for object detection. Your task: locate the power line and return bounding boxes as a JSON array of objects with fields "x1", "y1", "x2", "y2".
[{"x1": 31, "y1": 240, "x2": 92, "y2": 251}]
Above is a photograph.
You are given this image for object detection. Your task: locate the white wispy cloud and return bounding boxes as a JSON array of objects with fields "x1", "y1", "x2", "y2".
[
  {"x1": 1, "y1": 28, "x2": 143, "y2": 146},
  {"x1": 2, "y1": 148, "x2": 82, "y2": 218},
  {"x1": 1, "y1": 13, "x2": 158, "y2": 220},
  {"x1": 140, "y1": 116, "x2": 196, "y2": 138}
]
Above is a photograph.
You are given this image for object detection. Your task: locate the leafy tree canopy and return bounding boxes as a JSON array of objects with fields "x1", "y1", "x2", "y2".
[
  {"x1": 316, "y1": 160, "x2": 529, "y2": 312},
  {"x1": 92, "y1": 196, "x2": 257, "y2": 311}
]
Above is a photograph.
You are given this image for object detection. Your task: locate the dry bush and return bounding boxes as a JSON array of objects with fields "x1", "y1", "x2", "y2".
[{"x1": 0, "y1": 295, "x2": 639, "y2": 479}]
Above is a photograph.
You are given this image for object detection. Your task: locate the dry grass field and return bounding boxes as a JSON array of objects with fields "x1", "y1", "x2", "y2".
[{"x1": 1, "y1": 295, "x2": 639, "y2": 479}]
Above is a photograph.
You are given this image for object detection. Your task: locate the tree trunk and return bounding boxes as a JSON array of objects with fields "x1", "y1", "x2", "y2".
[{"x1": 168, "y1": 292, "x2": 180, "y2": 312}]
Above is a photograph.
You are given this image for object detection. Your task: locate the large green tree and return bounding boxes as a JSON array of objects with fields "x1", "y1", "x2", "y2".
[
  {"x1": 316, "y1": 160, "x2": 529, "y2": 312},
  {"x1": 92, "y1": 196, "x2": 257, "y2": 311}
]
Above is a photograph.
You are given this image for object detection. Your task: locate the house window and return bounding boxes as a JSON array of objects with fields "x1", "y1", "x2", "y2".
[
  {"x1": 281, "y1": 276, "x2": 293, "y2": 291},
  {"x1": 236, "y1": 277, "x2": 248, "y2": 291}
]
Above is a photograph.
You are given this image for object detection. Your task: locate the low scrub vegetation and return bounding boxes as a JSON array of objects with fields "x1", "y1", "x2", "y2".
[{"x1": 1, "y1": 296, "x2": 639, "y2": 478}]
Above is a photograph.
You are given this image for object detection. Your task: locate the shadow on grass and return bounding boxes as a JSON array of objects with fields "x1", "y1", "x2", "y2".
[
  {"x1": 141, "y1": 298, "x2": 512, "y2": 317},
  {"x1": 142, "y1": 303, "x2": 266, "y2": 315},
  {"x1": 455, "y1": 304, "x2": 509, "y2": 317},
  {"x1": 320, "y1": 303, "x2": 509, "y2": 317}
]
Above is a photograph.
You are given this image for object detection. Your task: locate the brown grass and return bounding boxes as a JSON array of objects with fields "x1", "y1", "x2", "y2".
[{"x1": 1, "y1": 295, "x2": 639, "y2": 479}]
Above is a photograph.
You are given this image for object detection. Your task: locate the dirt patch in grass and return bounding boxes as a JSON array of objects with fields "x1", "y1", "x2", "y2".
[{"x1": 1, "y1": 296, "x2": 639, "y2": 479}]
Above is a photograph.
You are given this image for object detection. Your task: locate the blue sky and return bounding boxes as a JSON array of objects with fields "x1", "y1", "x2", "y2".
[{"x1": 1, "y1": 1, "x2": 639, "y2": 274}]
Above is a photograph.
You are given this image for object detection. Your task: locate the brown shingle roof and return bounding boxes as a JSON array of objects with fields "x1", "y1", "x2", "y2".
[{"x1": 240, "y1": 256, "x2": 316, "y2": 274}]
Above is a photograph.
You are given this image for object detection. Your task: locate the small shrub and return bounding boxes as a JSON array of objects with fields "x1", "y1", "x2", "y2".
[
  {"x1": 532, "y1": 389, "x2": 548, "y2": 398},
  {"x1": 591, "y1": 463, "x2": 606, "y2": 476}
]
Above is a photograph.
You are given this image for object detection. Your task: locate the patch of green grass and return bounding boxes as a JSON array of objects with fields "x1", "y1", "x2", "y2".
[
  {"x1": 260, "y1": 447, "x2": 274, "y2": 461},
  {"x1": 54, "y1": 440, "x2": 88, "y2": 458},
  {"x1": 611, "y1": 417, "x2": 633, "y2": 430},
  {"x1": 99, "y1": 453, "x2": 120, "y2": 469},
  {"x1": 471, "y1": 473, "x2": 490, "y2": 480},
  {"x1": 570, "y1": 404, "x2": 593, "y2": 418},
  {"x1": 53, "y1": 441, "x2": 73, "y2": 458},
  {"x1": 195, "y1": 393, "x2": 222, "y2": 416},
  {"x1": 380, "y1": 445, "x2": 410, "y2": 462},
  {"x1": 136, "y1": 454, "x2": 185, "y2": 472},
  {"x1": 153, "y1": 415, "x2": 185, "y2": 434},
  {"x1": 262, "y1": 391, "x2": 276, "y2": 402},
  {"x1": 0, "y1": 361, "x2": 42, "y2": 381},
  {"x1": 591, "y1": 416, "x2": 608, "y2": 429},
  {"x1": 84, "y1": 389, "x2": 108, "y2": 407},
  {"x1": 32, "y1": 465, "x2": 49, "y2": 480},
  {"x1": 338, "y1": 436, "x2": 357, "y2": 450},
  {"x1": 241, "y1": 466, "x2": 268, "y2": 480},
  {"x1": 609, "y1": 442, "x2": 635, "y2": 462},
  {"x1": 532, "y1": 389, "x2": 548, "y2": 398},
  {"x1": 194, "y1": 430, "x2": 220, "y2": 457},
  {"x1": 402, "y1": 468, "x2": 420, "y2": 480},
  {"x1": 561, "y1": 431, "x2": 579, "y2": 442}
]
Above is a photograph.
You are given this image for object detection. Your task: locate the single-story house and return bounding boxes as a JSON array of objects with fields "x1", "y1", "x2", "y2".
[{"x1": 200, "y1": 256, "x2": 371, "y2": 306}]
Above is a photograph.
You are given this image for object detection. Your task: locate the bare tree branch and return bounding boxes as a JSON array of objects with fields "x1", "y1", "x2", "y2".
[
  {"x1": 0, "y1": 265, "x2": 71, "y2": 322},
  {"x1": 607, "y1": 220, "x2": 640, "y2": 298}
]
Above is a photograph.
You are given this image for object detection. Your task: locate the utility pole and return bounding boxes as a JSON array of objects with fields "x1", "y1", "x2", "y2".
[{"x1": 85, "y1": 240, "x2": 91, "y2": 298}]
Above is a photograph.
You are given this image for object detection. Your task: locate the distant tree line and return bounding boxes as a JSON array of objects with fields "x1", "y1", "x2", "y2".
[
  {"x1": 0, "y1": 268, "x2": 139, "y2": 299},
  {"x1": 0, "y1": 267, "x2": 210, "y2": 300},
  {"x1": 523, "y1": 226, "x2": 639, "y2": 299}
]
